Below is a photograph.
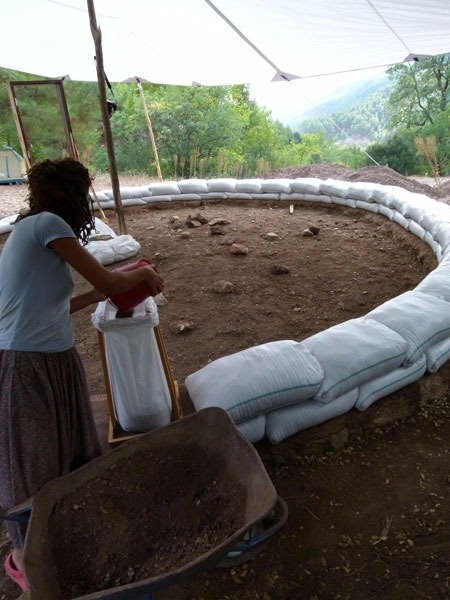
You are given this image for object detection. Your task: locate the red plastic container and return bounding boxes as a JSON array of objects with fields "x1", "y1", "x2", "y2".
[{"x1": 108, "y1": 258, "x2": 156, "y2": 313}]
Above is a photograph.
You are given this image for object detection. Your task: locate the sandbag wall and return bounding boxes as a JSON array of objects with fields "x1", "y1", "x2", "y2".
[
  {"x1": 92, "y1": 176, "x2": 450, "y2": 444},
  {"x1": 4, "y1": 177, "x2": 449, "y2": 443}
]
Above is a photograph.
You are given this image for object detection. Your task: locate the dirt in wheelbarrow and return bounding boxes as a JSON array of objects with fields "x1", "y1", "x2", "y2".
[
  {"x1": 0, "y1": 164, "x2": 449, "y2": 599},
  {"x1": 48, "y1": 443, "x2": 247, "y2": 599}
]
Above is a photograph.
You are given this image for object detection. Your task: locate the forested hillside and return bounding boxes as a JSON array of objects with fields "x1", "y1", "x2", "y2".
[{"x1": 296, "y1": 77, "x2": 392, "y2": 145}]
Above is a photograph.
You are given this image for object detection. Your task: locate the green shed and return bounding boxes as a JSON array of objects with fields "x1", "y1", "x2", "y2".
[{"x1": 0, "y1": 146, "x2": 26, "y2": 184}]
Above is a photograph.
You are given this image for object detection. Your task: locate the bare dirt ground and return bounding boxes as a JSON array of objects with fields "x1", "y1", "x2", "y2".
[{"x1": 0, "y1": 164, "x2": 449, "y2": 599}]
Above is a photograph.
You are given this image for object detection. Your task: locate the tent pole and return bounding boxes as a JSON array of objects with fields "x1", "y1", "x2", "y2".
[
  {"x1": 86, "y1": 0, "x2": 127, "y2": 235},
  {"x1": 136, "y1": 78, "x2": 163, "y2": 181}
]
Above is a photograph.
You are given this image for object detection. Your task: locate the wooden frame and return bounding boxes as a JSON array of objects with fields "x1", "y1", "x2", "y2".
[{"x1": 97, "y1": 324, "x2": 182, "y2": 446}]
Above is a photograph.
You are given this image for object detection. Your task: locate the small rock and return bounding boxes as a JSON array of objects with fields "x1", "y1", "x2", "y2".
[
  {"x1": 179, "y1": 231, "x2": 191, "y2": 239},
  {"x1": 209, "y1": 218, "x2": 230, "y2": 226},
  {"x1": 230, "y1": 243, "x2": 249, "y2": 255},
  {"x1": 154, "y1": 293, "x2": 168, "y2": 306},
  {"x1": 169, "y1": 320, "x2": 195, "y2": 334},
  {"x1": 309, "y1": 225, "x2": 320, "y2": 235},
  {"x1": 194, "y1": 212, "x2": 209, "y2": 224},
  {"x1": 219, "y1": 236, "x2": 236, "y2": 246},
  {"x1": 264, "y1": 232, "x2": 279, "y2": 240},
  {"x1": 303, "y1": 229, "x2": 314, "y2": 237},
  {"x1": 271, "y1": 264, "x2": 290, "y2": 275},
  {"x1": 212, "y1": 280, "x2": 235, "y2": 294},
  {"x1": 185, "y1": 215, "x2": 202, "y2": 228},
  {"x1": 210, "y1": 224, "x2": 225, "y2": 235}
]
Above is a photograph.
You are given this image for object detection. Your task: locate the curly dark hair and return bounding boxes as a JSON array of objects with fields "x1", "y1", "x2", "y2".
[{"x1": 20, "y1": 158, "x2": 95, "y2": 245}]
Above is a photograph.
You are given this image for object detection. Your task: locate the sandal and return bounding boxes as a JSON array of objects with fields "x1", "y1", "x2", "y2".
[
  {"x1": 217, "y1": 495, "x2": 288, "y2": 568},
  {"x1": 4, "y1": 553, "x2": 28, "y2": 592}
]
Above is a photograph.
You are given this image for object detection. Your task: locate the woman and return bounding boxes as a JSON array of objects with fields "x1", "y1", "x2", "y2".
[{"x1": 0, "y1": 158, "x2": 163, "y2": 591}]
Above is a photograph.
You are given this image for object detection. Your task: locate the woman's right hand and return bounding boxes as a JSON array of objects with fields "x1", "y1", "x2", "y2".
[{"x1": 142, "y1": 265, "x2": 164, "y2": 296}]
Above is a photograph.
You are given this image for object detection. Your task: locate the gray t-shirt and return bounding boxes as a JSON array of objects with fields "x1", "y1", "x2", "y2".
[{"x1": 0, "y1": 212, "x2": 76, "y2": 352}]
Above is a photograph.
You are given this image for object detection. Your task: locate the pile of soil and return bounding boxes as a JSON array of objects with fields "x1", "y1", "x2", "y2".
[{"x1": 0, "y1": 164, "x2": 448, "y2": 600}]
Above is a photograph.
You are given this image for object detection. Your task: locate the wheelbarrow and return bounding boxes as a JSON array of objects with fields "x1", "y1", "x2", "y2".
[{"x1": 12, "y1": 408, "x2": 279, "y2": 599}]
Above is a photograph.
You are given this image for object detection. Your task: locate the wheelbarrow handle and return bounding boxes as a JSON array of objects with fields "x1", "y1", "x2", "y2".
[{"x1": 0, "y1": 496, "x2": 34, "y2": 524}]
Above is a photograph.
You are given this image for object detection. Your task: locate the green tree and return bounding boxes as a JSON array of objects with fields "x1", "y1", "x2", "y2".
[
  {"x1": 366, "y1": 130, "x2": 426, "y2": 175},
  {"x1": 387, "y1": 55, "x2": 450, "y2": 129}
]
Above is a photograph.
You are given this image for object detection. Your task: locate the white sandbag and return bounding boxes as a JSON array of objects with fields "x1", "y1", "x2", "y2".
[
  {"x1": 177, "y1": 179, "x2": 209, "y2": 194},
  {"x1": 408, "y1": 220, "x2": 426, "y2": 240},
  {"x1": 235, "y1": 179, "x2": 263, "y2": 193},
  {"x1": 425, "y1": 336, "x2": 450, "y2": 373},
  {"x1": 0, "y1": 214, "x2": 18, "y2": 234},
  {"x1": 149, "y1": 181, "x2": 181, "y2": 195},
  {"x1": 290, "y1": 178, "x2": 323, "y2": 194},
  {"x1": 236, "y1": 415, "x2": 266, "y2": 443},
  {"x1": 356, "y1": 355, "x2": 426, "y2": 411},
  {"x1": 280, "y1": 193, "x2": 307, "y2": 201},
  {"x1": 103, "y1": 186, "x2": 151, "y2": 200},
  {"x1": 330, "y1": 196, "x2": 356, "y2": 208},
  {"x1": 224, "y1": 192, "x2": 253, "y2": 200},
  {"x1": 347, "y1": 183, "x2": 376, "y2": 202},
  {"x1": 366, "y1": 290, "x2": 450, "y2": 366},
  {"x1": 185, "y1": 340, "x2": 324, "y2": 424},
  {"x1": 207, "y1": 178, "x2": 238, "y2": 192},
  {"x1": 176, "y1": 194, "x2": 203, "y2": 201},
  {"x1": 147, "y1": 195, "x2": 174, "y2": 203},
  {"x1": 92, "y1": 299, "x2": 171, "y2": 433},
  {"x1": 319, "y1": 179, "x2": 350, "y2": 198},
  {"x1": 416, "y1": 262, "x2": 450, "y2": 301},
  {"x1": 303, "y1": 193, "x2": 332, "y2": 204},
  {"x1": 391, "y1": 211, "x2": 410, "y2": 230},
  {"x1": 421, "y1": 203, "x2": 450, "y2": 232},
  {"x1": 110, "y1": 234, "x2": 141, "y2": 262},
  {"x1": 377, "y1": 204, "x2": 394, "y2": 220},
  {"x1": 355, "y1": 200, "x2": 379, "y2": 213},
  {"x1": 249, "y1": 193, "x2": 279, "y2": 201},
  {"x1": 260, "y1": 179, "x2": 293, "y2": 194},
  {"x1": 423, "y1": 230, "x2": 440, "y2": 256},
  {"x1": 266, "y1": 388, "x2": 358, "y2": 444},
  {"x1": 302, "y1": 317, "x2": 408, "y2": 403},
  {"x1": 90, "y1": 217, "x2": 117, "y2": 239},
  {"x1": 85, "y1": 240, "x2": 116, "y2": 265},
  {"x1": 430, "y1": 221, "x2": 450, "y2": 253}
]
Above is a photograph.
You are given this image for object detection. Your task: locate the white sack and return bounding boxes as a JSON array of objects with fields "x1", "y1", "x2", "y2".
[
  {"x1": 92, "y1": 300, "x2": 171, "y2": 433},
  {"x1": 236, "y1": 415, "x2": 266, "y2": 444},
  {"x1": 235, "y1": 179, "x2": 263, "y2": 193},
  {"x1": 207, "y1": 178, "x2": 238, "y2": 192},
  {"x1": 177, "y1": 179, "x2": 209, "y2": 193},
  {"x1": 149, "y1": 181, "x2": 181, "y2": 195},
  {"x1": 302, "y1": 317, "x2": 408, "y2": 403},
  {"x1": 415, "y1": 261, "x2": 450, "y2": 301},
  {"x1": 86, "y1": 234, "x2": 141, "y2": 265},
  {"x1": 185, "y1": 340, "x2": 324, "y2": 424},
  {"x1": 319, "y1": 179, "x2": 350, "y2": 198},
  {"x1": 356, "y1": 355, "x2": 426, "y2": 411},
  {"x1": 90, "y1": 217, "x2": 117, "y2": 239},
  {"x1": 290, "y1": 178, "x2": 323, "y2": 194},
  {"x1": 260, "y1": 179, "x2": 293, "y2": 194},
  {"x1": 0, "y1": 214, "x2": 17, "y2": 234},
  {"x1": 366, "y1": 290, "x2": 450, "y2": 366},
  {"x1": 266, "y1": 388, "x2": 358, "y2": 445},
  {"x1": 425, "y1": 336, "x2": 450, "y2": 373}
]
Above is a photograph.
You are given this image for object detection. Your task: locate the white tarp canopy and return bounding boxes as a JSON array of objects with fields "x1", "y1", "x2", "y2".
[{"x1": 2, "y1": 0, "x2": 450, "y2": 86}]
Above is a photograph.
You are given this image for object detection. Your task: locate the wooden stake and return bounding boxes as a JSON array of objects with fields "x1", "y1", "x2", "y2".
[
  {"x1": 86, "y1": 0, "x2": 127, "y2": 235},
  {"x1": 136, "y1": 79, "x2": 163, "y2": 181}
]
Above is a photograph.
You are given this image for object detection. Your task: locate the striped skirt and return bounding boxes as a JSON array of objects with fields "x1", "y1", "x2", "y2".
[{"x1": 0, "y1": 347, "x2": 101, "y2": 547}]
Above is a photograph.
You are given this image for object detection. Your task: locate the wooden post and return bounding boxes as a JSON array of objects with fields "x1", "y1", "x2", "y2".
[
  {"x1": 136, "y1": 78, "x2": 163, "y2": 181},
  {"x1": 86, "y1": 0, "x2": 127, "y2": 235}
]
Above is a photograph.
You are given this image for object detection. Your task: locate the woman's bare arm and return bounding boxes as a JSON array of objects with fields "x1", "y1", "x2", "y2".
[{"x1": 48, "y1": 237, "x2": 164, "y2": 301}]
